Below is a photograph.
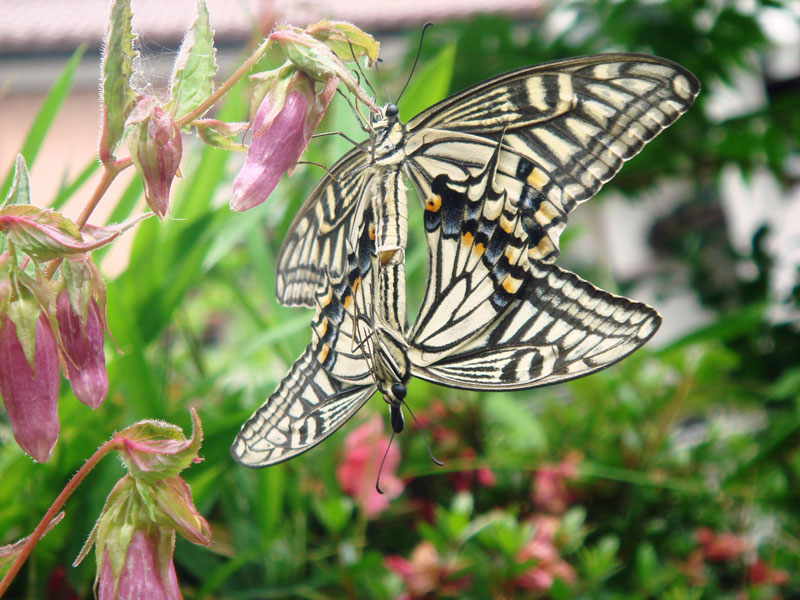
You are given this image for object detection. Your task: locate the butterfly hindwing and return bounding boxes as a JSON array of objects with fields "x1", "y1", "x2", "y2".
[
  {"x1": 233, "y1": 264, "x2": 376, "y2": 467},
  {"x1": 408, "y1": 154, "x2": 661, "y2": 390}
]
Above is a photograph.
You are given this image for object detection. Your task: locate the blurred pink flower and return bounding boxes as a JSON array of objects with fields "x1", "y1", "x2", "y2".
[
  {"x1": 0, "y1": 313, "x2": 59, "y2": 462},
  {"x1": 97, "y1": 529, "x2": 180, "y2": 600},
  {"x1": 231, "y1": 71, "x2": 337, "y2": 211},
  {"x1": 532, "y1": 452, "x2": 581, "y2": 514},
  {"x1": 385, "y1": 541, "x2": 471, "y2": 599},
  {"x1": 515, "y1": 515, "x2": 576, "y2": 592},
  {"x1": 450, "y1": 447, "x2": 496, "y2": 492},
  {"x1": 748, "y1": 559, "x2": 789, "y2": 586},
  {"x1": 336, "y1": 415, "x2": 403, "y2": 518},
  {"x1": 56, "y1": 291, "x2": 108, "y2": 409},
  {"x1": 694, "y1": 527, "x2": 747, "y2": 563}
]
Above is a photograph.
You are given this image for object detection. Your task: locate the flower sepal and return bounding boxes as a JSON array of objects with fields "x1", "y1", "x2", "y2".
[
  {"x1": 304, "y1": 20, "x2": 380, "y2": 67},
  {"x1": 115, "y1": 408, "x2": 203, "y2": 481},
  {"x1": 269, "y1": 26, "x2": 378, "y2": 113}
]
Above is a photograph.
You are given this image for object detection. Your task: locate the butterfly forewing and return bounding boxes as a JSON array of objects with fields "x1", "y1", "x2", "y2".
[
  {"x1": 275, "y1": 149, "x2": 372, "y2": 308},
  {"x1": 405, "y1": 53, "x2": 700, "y2": 264}
]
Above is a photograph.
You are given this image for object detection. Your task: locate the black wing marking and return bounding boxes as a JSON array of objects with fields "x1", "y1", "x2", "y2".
[{"x1": 408, "y1": 152, "x2": 660, "y2": 390}]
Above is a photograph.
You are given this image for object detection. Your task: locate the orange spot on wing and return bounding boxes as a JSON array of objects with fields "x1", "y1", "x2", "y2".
[{"x1": 425, "y1": 194, "x2": 441, "y2": 212}]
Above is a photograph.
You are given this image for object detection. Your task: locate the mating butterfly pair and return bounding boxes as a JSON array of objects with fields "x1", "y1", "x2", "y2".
[{"x1": 231, "y1": 53, "x2": 700, "y2": 467}]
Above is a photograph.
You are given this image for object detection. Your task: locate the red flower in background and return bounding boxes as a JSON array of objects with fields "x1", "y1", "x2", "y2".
[
  {"x1": 385, "y1": 541, "x2": 471, "y2": 599},
  {"x1": 336, "y1": 415, "x2": 403, "y2": 518},
  {"x1": 532, "y1": 452, "x2": 581, "y2": 514},
  {"x1": 694, "y1": 527, "x2": 747, "y2": 563},
  {"x1": 515, "y1": 515, "x2": 577, "y2": 592}
]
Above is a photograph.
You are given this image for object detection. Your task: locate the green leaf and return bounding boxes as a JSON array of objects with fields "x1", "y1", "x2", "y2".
[
  {"x1": 51, "y1": 158, "x2": 99, "y2": 210},
  {"x1": 169, "y1": 0, "x2": 217, "y2": 120},
  {"x1": 312, "y1": 495, "x2": 353, "y2": 535},
  {"x1": 99, "y1": 0, "x2": 137, "y2": 163},
  {"x1": 0, "y1": 45, "x2": 87, "y2": 200},
  {"x1": 485, "y1": 394, "x2": 547, "y2": 454},
  {"x1": 397, "y1": 43, "x2": 456, "y2": 122},
  {"x1": 3, "y1": 155, "x2": 31, "y2": 207}
]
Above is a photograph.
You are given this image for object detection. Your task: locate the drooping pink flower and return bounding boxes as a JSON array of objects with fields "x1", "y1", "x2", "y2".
[
  {"x1": 56, "y1": 291, "x2": 108, "y2": 409},
  {"x1": 336, "y1": 415, "x2": 403, "y2": 518},
  {"x1": 0, "y1": 313, "x2": 59, "y2": 462},
  {"x1": 532, "y1": 452, "x2": 581, "y2": 514},
  {"x1": 385, "y1": 541, "x2": 471, "y2": 599},
  {"x1": 97, "y1": 529, "x2": 180, "y2": 600},
  {"x1": 230, "y1": 71, "x2": 337, "y2": 211},
  {"x1": 128, "y1": 96, "x2": 183, "y2": 218},
  {"x1": 515, "y1": 516, "x2": 577, "y2": 592}
]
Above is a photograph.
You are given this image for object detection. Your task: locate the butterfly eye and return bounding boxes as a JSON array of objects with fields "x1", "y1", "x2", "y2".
[
  {"x1": 391, "y1": 383, "x2": 406, "y2": 400},
  {"x1": 385, "y1": 104, "x2": 399, "y2": 118}
]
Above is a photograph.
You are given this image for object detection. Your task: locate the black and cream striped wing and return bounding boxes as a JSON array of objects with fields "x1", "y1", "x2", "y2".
[
  {"x1": 275, "y1": 148, "x2": 372, "y2": 308},
  {"x1": 404, "y1": 53, "x2": 700, "y2": 263},
  {"x1": 232, "y1": 265, "x2": 376, "y2": 467},
  {"x1": 407, "y1": 148, "x2": 661, "y2": 390}
]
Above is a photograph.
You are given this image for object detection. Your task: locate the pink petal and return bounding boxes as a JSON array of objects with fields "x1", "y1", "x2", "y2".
[
  {"x1": 99, "y1": 531, "x2": 181, "y2": 600},
  {"x1": 0, "y1": 314, "x2": 59, "y2": 462},
  {"x1": 57, "y1": 292, "x2": 108, "y2": 409},
  {"x1": 230, "y1": 89, "x2": 309, "y2": 211}
]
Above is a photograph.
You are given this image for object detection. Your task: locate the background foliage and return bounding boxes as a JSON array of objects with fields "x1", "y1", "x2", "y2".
[{"x1": 2, "y1": 0, "x2": 799, "y2": 598}]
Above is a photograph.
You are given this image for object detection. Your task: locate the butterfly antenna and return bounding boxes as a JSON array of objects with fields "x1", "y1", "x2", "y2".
[
  {"x1": 403, "y1": 400, "x2": 444, "y2": 467},
  {"x1": 376, "y1": 429, "x2": 396, "y2": 495},
  {"x1": 396, "y1": 22, "x2": 434, "y2": 106}
]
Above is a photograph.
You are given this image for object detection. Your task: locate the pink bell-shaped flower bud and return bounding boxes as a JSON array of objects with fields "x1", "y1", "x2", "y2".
[
  {"x1": 74, "y1": 411, "x2": 211, "y2": 598},
  {"x1": 56, "y1": 290, "x2": 108, "y2": 409},
  {"x1": 127, "y1": 96, "x2": 183, "y2": 218},
  {"x1": 0, "y1": 312, "x2": 60, "y2": 462},
  {"x1": 230, "y1": 71, "x2": 337, "y2": 211},
  {"x1": 96, "y1": 520, "x2": 181, "y2": 600}
]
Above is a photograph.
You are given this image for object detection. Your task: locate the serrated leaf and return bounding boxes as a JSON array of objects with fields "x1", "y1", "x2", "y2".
[
  {"x1": 3, "y1": 155, "x2": 31, "y2": 207},
  {"x1": 169, "y1": 0, "x2": 217, "y2": 120},
  {"x1": 0, "y1": 205, "x2": 118, "y2": 261},
  {"x1": 99, "y1": 0, "x2": 137, "y2": 163}
]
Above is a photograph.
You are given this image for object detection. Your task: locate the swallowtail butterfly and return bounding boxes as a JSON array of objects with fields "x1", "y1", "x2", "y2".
[{"x1": 232, "y1": 53, "x2": 699, "y2": 466}]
